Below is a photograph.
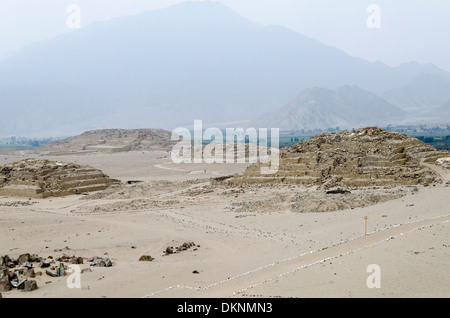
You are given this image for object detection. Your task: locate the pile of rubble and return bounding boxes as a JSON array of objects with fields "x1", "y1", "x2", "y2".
[
  {"x1": 1, "y1": 254, "x2": 39, "y2": 293},
  {"x1": 215, "y1": 127, "x2": 449, "y2": 188},
  {"x1": 0, "y1": 158, "x2": 119, "y2": 198},
  {"x1": 0, "y1": 252, "x2": 114, "y2": 295}
]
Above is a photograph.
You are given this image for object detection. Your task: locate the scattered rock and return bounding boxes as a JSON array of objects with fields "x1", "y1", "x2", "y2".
[
  {"x1": 18, "y1": 253, "x2": 31, "y2": 264},
  {"x1": 56, "y1": 264, "x2": 65, "y2": 277},
  {"x1": 104, "y1": 259, "x2": 113, "y2": 267},
  {"x1": 45, "y1": 270, "x2": 58, "y2": 277},
  {"x1": 41, "y1": 260, "x2": 51, "y2": 268},
  {"x1": 16, "y1": 278, "x2": 27, "y2": 290},
  {"x1": 3, "y1": 255, "x2": 17, "y2": 268},
  {"x1": 127, "y1": 180, "x2": 143, "y2": 185},
  {"x1": 164, "y1": 242, "x2": 198, "y2": 255},
  {"x1": 10, "y1": 278, "x2": 19, "y2": 288},
  {"x1": 326, "y1": 189, "x2": 351, "y2": 195},
  {"x1": 23, "y1": 261, "x2": 33, "y2": 269},
  {"x1": 139, "y1": 255, "x2": 155, "y2": 262},
  {"x1": 30, "y1": 254, "x2": 40, "y2": 262},
  {"x1": 165, "y1": 247, "x2": 174, "y2": 255},
  {"x1": 0, "y1": 256, "x2": 41, "y2": 294},
  {"x1": 25, "y1": 268, "x2": 35, "y2": 278},
  {"x1": 92, "y1": 257, "x2": 113, "y2": 267},
  {"x1": 97, "y1": 260, "x2": 107, "y2": 267},
  {"x1": 0, "y1": 278, "x2": 12, "y2": 292},
  {"x1": 71, "y1": 257, "x2": 84, "y2": 265},
  {"x1": 14, "y1": 268, "x2": 24, "y2": 276},
  {"x1": 23, "y1": 280, "x2": 38, "y2": 292},
  {"x1": 0, "y1": 201, "x2": 36, "y2": 207}
]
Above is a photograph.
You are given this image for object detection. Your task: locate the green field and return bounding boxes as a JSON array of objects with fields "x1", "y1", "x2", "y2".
[
  {"x1": 1, "y1": 126, "x2": 450, "y2": 151},
  {"x1": 277, "y1": 127, "x2": 450, "y2": 151},
  {"x1": 0, "y1": 136, "x2": 61, "y2": 150}
]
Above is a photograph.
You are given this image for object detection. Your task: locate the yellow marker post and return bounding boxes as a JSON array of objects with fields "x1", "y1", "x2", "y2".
[{"x1": 364, "y1": 216, "x2": 368, "y2": 235}]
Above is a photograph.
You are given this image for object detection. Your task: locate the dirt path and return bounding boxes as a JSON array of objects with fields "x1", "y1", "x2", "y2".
[
  {"x1": 153, "y1": 163, "x2": 191, "y2": 173},
  {"x1": 421, "y1": 160, "x2": 450, "y2": 183},
  {"x1": 143, "y1": 214, "x2": 450, "y2": 298}
]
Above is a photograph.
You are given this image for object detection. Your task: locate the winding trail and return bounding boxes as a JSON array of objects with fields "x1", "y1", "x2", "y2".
[{"x1": 421, "y1": 159, "x2": 450, "y2": 183}]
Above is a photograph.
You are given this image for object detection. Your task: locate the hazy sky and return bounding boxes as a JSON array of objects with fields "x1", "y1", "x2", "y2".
[{"x1": 1, "y1": 0, "x2": 449, "y2": 71}]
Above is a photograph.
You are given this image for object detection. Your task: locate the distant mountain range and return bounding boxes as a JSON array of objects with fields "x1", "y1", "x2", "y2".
[
  {"x1": 0, "y1": 1, "x2": 449, "y2": 136},
  {"x1": 250, "y1": 86, "x2": 406, "y2": 131},
  {"x1": 381, "y1": 73, "x2": 450, "y2": 109}
]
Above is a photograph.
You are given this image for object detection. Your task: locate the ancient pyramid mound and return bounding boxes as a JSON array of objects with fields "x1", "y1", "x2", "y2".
[
  {"x1": 216, "y1": 127, "x2": 449, "y2": 188},
  {"x1": 37, "y1": 129, "x2": 177, "y2": 154},
  {"x1": 0, "y1": 159, "x2": 119, "y2": 198}
]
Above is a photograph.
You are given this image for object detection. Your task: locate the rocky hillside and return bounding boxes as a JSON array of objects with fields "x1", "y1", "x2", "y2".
[
  {"x1": 251, "y1": 86, "x2": 405, "y2": 131},
  {"x1": 216, "y1": 127, "x2": 449, "y2": 188},
  {"x1": 381, "y1": 74, "x2": 450, "y2": 109},
  {"x1": 0, "y1": 159, "x2": 119, "y2": 198}
]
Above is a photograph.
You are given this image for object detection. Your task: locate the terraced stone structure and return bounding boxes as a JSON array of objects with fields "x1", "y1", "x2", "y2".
[
  {"x1": 0, "y1": 159, "x2": 119, "y2": 198},
  {"x1": 216, "y1": 127, "x2": 449, "y2": 188}
]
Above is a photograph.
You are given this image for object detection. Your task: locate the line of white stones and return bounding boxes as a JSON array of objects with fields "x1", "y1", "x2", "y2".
[{"x1": 141, "y1": 213, "x2": 450, "y2": 298}]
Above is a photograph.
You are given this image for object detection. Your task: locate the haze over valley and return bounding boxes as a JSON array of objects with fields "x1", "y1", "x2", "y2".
[{"x1": 0, "y1": 1, "x2": 449, "y2": 137}]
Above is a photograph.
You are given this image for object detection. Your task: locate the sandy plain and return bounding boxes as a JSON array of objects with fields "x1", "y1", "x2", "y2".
[{"x1": 0, "y1": 150, "x2": 448, "y2": 298}]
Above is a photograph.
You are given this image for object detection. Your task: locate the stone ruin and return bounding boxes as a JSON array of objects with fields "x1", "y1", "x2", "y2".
[
  {"x1": 37, "y1": 128, "x2": 178, "y2": 154},
  {"x1": 0, "y1": 158, "x2": 119, "y2": 198},
  {"x1": 214, "y1": 127, "x2": 450, "y2": 188}
]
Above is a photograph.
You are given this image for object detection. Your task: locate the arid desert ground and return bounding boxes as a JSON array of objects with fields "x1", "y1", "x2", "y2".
[{"x1": 0, "y1": 144, "x2": 449, "y2": 298}]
